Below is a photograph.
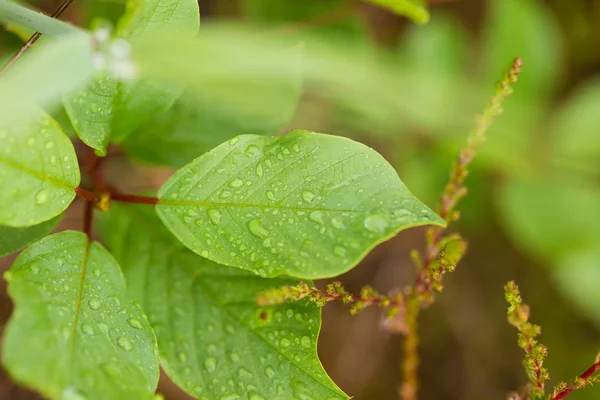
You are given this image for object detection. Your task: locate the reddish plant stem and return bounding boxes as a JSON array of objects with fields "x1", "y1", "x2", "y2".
[
  {"x1": 75, "y1": 187, "x2": 99, "y2": 202},
  {"x1": 0, "y1": 0, "x2": 76, "y2": 74},
  {"x1": 552, "y1": 361, "x2": 600, "y2": 400},
  {"x1": 110, "y1": 193, "x2": 159, "y2": 205},
  {"x1": 83, "y1": 199, "x2": 94, "y2": 239}
]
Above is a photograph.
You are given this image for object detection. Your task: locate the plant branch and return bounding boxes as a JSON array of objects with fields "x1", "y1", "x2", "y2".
[
  {"x1": 551, "y1": 358, "x2": 600, "y2": 400},
  {"x1": 0, "y1": 0, "x2": 77, "y2": 74},
  {"x1": 400, "y1": 58, "x2": 523, "y2": 400}
]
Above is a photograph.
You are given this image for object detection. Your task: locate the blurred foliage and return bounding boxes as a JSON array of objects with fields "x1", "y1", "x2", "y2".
[{"x1": 2, "y1": 0, "x2": 600, "y2": 399}]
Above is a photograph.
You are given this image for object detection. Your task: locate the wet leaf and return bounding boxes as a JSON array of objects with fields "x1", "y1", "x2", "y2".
[
  {"x1": 0, "y1": 111, "x2": 80, "y2": 227},
  {"x1": 63, "y1": 0, "x2": 200, "y2": 155},
  {"x1": 156, "y1": 131, "x2": 444, "y2": 279},
  {"x1": 2, "y1": 231, "x2": 159, "y2": 400},
  {"x1": 0, "y1": 214, "x2": 62, "y2": 257},
  {"x1": 101, "y1": 204, "x2": 348, "y2": 400}
]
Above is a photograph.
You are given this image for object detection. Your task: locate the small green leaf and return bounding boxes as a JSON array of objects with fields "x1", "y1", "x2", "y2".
[
  {"x1": 0, "y1": 111, "x2": 80, "y2": 227},
  {"x1": 156, "y1": 131, "x2": 444, "y2": 279},
  {"x1": 100, "y1": 204, "x2": 348, "y2": 400},
  {"x1": 63, "y1": 0, "x2": 200, "y2": 155},
  {"x1": 364, "y1": 0, "x2": 429, "y2": 24},
  {"x1": 0, "y1": 214, "x2": 61, "y2": 257},
  {"x1": 122, "y1": 88, "x2": 298, "y2": 168},
  {"x1": 3, "y1": 231, "x2": 159, "y2": 400}
]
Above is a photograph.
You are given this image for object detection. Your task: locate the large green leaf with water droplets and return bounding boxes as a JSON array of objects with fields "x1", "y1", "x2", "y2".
[
  {"x1": 63, "y1": 0, "x2": 200, "y2": 155},
  {"x1": 156, "y1": 131, "x2": 444, "y2": 279},
  {"x1": 0, "y1": 214, "x2": 61, "y2": 257},
  {"x1": 100, "y1": 204, "x2": 348, "y2": 400},
  {"x1": 2, "y1": 231, "x2": 159, "y2": 400},
  {"x1": 0, "y1": 111, "x2": 80, "y2": 227},
  {"x1": 365, "y1": 0, "x2": 429, "y2": 24}
]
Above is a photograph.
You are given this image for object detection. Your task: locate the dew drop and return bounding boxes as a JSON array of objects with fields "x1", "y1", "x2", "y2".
[
  {"x1": 117, "y1": 337, "x2": 133, "y2": 351},
  {"x1": 229, "y1": 179, "x2": 243, "y2": 188},
  {"x1": 334, "y1": 246, "x2": 347, "y2": 257},
  {"x1": 204, "y1": 357, "x2": 217, "y2": 373},
  {"x1": 300, "y1": 336, "x2": 311, "y2": 348},
  {"x1": 331, "y1": 217, "x2": 345, "y2": 229},
  {"x1": 265, "y1": 366, "x2": 275, "y2": 378},
  {"x1": 248, "y1": 219, "x2": 269, "y2": 239},
  {"x1": 127, "y1": 318, "x2": 142, "y2": 329},
  {"x1": 364, "y1": 214, "x2": 389, "y2": 233},
  {"x1": 309, "y1": 211, "x2": 325, "y2": 225},
  {"x1": 82, "y1": 324, "x2": 94, "y2": 335},
  {"x1": 88, "y1": 299, "x2": 101, "y2": 310},
  {"x1": 208, "y1": 209, "x2": 222, "y2": 225},
  {"x1": 35, "y1": 190, "x2": 49, "y2": 205},
  {"x1": 245, "y1": 144, "x2": 261, "y2": 157},
  {"x1": 256, "y1": 163, "x2": 264, "y2": 177},
  {"x1": 301, "y1": 191, "x2": 315, "y2": 204}
]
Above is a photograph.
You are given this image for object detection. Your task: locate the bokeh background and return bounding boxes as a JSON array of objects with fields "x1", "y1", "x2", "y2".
[{"x1": 1, "y1": 0, "x2": 600, "y2": 399}]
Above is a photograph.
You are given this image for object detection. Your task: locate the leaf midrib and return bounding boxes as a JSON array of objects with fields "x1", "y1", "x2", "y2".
[{"x1": 0, "y1": 154, "x2": 76, "y2": 191}]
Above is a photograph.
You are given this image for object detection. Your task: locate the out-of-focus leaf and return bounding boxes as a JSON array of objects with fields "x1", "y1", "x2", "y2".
[
  {"x1": 365, "y1": 0, "x2": 429, "y2": 24},
  {"x1": 482, "y1": 0, "x2": 563, "y2": 98},
  {"x1": 552, "y1": 78, "x2": 600, "y2": 170},
  {"x1": 553, "y1": 247, "x2": 600, "y2": 329},
  {"x1": 0, "y1": 215, "x2": 61, "y2": 257},
  {"x1": 0, "y1": 33, "x2": 95, "y2": 124},
  {"x1": 243, "y1": 0, "x2": 365, "y2": 38},
  {"x1": 3, "y1": 231, "x2": 159, "y2": 400},
  {"x1": 101, "y1": 204, "x2": 348, "y2": 400},
  {"x1": 0, "y1": 110, "x2": 80, "y2": 227},
  {"x1": 497, "y1": 177, "x2": 600, "y2": 258},
  {"x1": 156, "y1": 131, "x2": 444, "y2": 279},
  {"x1": 0, "y1": 0, "x2": 79, "y2": 36},
  {"x1": 122, "y1": 70, "x2": 300, "y2": 168},
  {"x1": 63, "y1": 0, "x2": 200, "y2": 155}
]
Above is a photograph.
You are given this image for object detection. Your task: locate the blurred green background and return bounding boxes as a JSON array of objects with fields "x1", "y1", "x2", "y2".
[{"x1": 1, "y1": 0, "x2": 600, "y2": 399}]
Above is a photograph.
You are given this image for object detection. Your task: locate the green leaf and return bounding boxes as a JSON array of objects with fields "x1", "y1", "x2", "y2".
[
  {"x1": 497, "y1": 177, "x2": 600, "y2": 258},
  {"x1": 0, "y1": 111, "x2": 80, "y2": 227},
  {"x1": 100, "y1": 204, "x2": 348, "y2": 400},
  {"x1": 63, "y1": 0, "x2": 200, "y2": 155},
  {"x1": 552, "y1": 78, "x2": 600, "y2": 170},
  {"x1": 3, "y1": 231, "x2": 159, "y2": 400},
  {"x1": 122, "y1": 87, "x2": 299, "y2": 168},
  {"x1": 156, "y1": 131, "x2": 444, "y2": 279},
  {"x1": 0, "y1": 214, "x2": 61, "y2": 257},
  {"x1": 0, "y1": 33, "x2": 95, "y2": 124},
  {"x1": 0, "y1": 0, "x2": 80, "y2": 37},
  {"x1": 552, "y1": 247, "x2": 600, "y2": 330},
  {"x1": 364, "y1": 0, "x2": 429, "y2": 24},
  {"x1": 482, "y1": 0, "x2": 563, "y2": 98}
]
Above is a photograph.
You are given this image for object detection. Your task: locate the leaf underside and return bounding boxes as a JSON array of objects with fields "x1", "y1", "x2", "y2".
[
  {"x1": 101, "y1": 204, "x2": 348, "y2": 400},
  {"x1": 3, "y1": 231, "x2": 159, "y2": 400},
  {"x1": 157, "y1": 131, "x2": 444, "y2": 279}
]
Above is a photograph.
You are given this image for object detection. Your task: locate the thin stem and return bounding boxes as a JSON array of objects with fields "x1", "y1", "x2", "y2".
[
  {"x1": 0, "y1": 0, "x2": 76, "y2": 74},
  {"x1": 110, "y1": 193, "x2": 159, "y2": 205},
  {"x1": 75, "y1": 187, "x2": 99, "y2": 202},
  {"x1": 83, "y1": 198, "x2": 94, "y2": 239},
  {"x1": 552, "y1": 361, "x2": 600, "y2": 400}
]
